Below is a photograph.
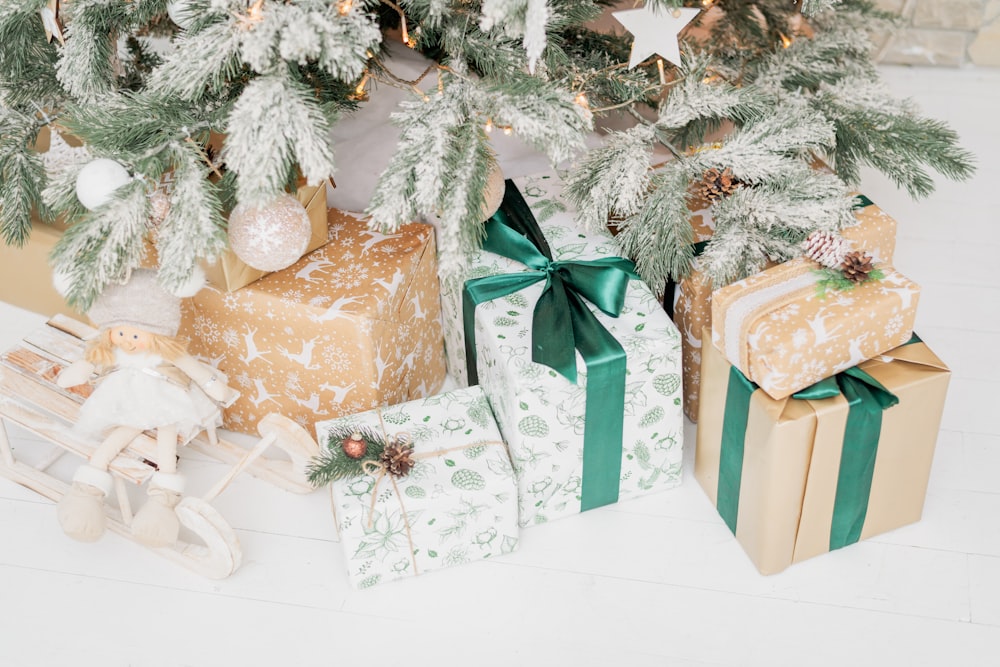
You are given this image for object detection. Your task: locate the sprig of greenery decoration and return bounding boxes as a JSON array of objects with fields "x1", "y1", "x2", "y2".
[
  {"x1": 812, "y1": 266, "x2": 884, "y2": 299},
  {"x1": 307, "y1": 424, "x2": 387, "y2": 488}
]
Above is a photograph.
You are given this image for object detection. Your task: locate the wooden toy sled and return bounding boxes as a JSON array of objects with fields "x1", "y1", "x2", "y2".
[{"x1": 0, "y1": 315, "x2": 320, "y2": 579}]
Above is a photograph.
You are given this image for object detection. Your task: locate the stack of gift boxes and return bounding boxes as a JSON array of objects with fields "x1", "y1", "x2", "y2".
[
  {"x1": 173, "y1": 171, "x2": 684, "y2": 588},
  {"x1": 311, "y1": 173, "x2": 685, "y2": 588},
  {"x1": 679, "y1": 193, "x2": 950, "y2": 574},
  {"x1": 51, "y1": 160, "x2": 943, "y2": 586},
  {"x1": 7, "y1": 125, "x2": 950, "y2": 585}
]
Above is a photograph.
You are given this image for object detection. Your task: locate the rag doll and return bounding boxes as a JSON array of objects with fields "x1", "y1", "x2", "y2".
[{"x1": 55, "y1": 269, "x2": 237, "y2": 547}]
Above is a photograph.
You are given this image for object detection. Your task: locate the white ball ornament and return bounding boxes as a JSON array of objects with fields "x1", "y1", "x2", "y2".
[
  {"x1": 228, "y1": 194, "x2": 312, "y2": 272},
  {"x1": 75, "y1": 158, "x2": 131, "y2": 211},
  {"x1": 166, "y1": 0, "x2": 197, "y2": 30}
]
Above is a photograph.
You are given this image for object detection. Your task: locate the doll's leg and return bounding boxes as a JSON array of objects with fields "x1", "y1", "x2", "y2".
[
  {"x1": 132, "y1": 425, "x2": 184, "y2": 548},
  {"x1": 56, "y1": 426, "x2": 143, "y2": 542}
]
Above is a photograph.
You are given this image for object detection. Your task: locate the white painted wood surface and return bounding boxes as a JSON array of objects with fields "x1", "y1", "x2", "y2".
[{"x1": 1, "y1": 66, "x2": 998, "y2": 666}]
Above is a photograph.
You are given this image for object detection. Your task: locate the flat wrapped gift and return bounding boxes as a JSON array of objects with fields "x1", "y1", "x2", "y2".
[
  {"x1": 314, "y1": 386, "x2": 519, "y2": 589},
  {"x1": 710, "y1": 256, "x2": 919, "y2": 401},
  {"x1": 179, "y1": 208, "x2": 446, "y2": 434},
  {"x1": 441, "y1": 174, "x2": 684, "y2": 527},
  {"x1": 695, "y1": 330, "x2": 949, "y2": 574},
  {"x1": 673, "y1": 195, "x2": 897, "y2": 421}
]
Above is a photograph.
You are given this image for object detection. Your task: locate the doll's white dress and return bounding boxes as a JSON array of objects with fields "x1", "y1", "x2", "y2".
[{"x1": 76, "y1": 349, "x2": 220, "y2": 440}]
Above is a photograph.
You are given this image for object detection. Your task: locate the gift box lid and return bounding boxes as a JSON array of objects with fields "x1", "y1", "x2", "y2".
[{"x1": 248, "y1": 209, "x2": 434, "y2": 322}]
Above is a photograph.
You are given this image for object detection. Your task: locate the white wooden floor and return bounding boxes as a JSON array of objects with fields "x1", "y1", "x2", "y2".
[{"x1": 1, "y1": 65, "x2": 999, "y2": 666}]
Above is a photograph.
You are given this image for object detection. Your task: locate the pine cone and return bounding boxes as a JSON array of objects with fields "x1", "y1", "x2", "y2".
[
  {"x1": 380, "y1": 438, "x2": 416, "y2": 478},
  {"x1": 802, "y1": 230, "x2": 849, "y2": 269},
  {"x1": 699, "y1": 167, "x2": 742, "y2": 202},
  {"x1": 841, "y1": 251, "x2": 875, "y2": 283}
]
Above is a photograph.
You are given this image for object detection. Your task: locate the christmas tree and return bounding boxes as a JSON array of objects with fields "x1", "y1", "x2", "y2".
[{"x1": 0, "y1": 0, "x2": 974, "y2": 309}]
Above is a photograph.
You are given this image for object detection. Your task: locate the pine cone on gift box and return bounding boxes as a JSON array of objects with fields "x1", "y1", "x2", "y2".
[
  {"x1": 699, "y1": 167, "x2": 743, "y2": 202},
  {"x1": 840, "y1": 251, "x2": 875, "y2": 283},
  {"x1": 802, "y1": 230, "x2": 849, "y2": 269},
  {"x1": 380, "y1": 438, "x2": 416, "y2": 478}
]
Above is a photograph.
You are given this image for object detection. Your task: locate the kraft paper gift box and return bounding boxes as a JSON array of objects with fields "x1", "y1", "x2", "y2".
[
  {"x1": 695, "y1": 330, "x2": 950, "y2": 574},
  {"x1": 440, "y1": 174, "x2": 684, "y2": 527},
  {"x1": 673, "y1": 195, "x2": 898, "y2": 421},
  {"x1": 711, "y1": 256, "x2": 919, "y2": 400},
  {"x1": 178, "y1": 208, "x2": 447, "y2": 435},
  {"x1": 314, "y1": 385, "x2": 519, "y2": 589}
]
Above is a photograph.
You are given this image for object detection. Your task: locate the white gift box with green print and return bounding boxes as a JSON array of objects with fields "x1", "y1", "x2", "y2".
[
  {"x1": 314, "y1": 386, "x2": 519, "y2": 589},
  {"x1": 440, "y1": 173, "x2": 685, "y2": 527}
]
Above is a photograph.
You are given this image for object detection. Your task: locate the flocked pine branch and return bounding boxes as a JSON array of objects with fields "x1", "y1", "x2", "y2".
[
  {"x1": 800, "y1": 0, "x2": 842, "y2": 15},
  {"x1": 367, "y1": 70, "x2": 591, "y2": 275},
  {"x1": 479, "y1": 0, "x2": 549, "y2": 73},
  {"x1": 566, "y1": 124, "x2": 657, "y2": 232},
  {"x1": 223, "y1": 71, "x2": 338, "y2": 205},
  {"x1": 49, "y1": 181, "x2": 152, "y2": 309},
  {"x1": 810, "y1": 77, "x2": 975, "y2": 197},
  {"x1": 154, "y1": 144, "x2": 227, "y2": 294}
]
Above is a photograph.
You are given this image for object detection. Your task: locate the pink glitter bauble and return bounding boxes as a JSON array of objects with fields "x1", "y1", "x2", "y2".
[{"x1": 228, "y1": 194, "x2": 312, "y2": 272}]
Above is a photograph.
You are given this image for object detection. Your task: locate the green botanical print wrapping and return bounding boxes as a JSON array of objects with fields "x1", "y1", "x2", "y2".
[
  {"x1": 440, "y1": 173, "x2": 685, "y2": 527},
  {"x1": 315, "y1": 386, "x2": 519, "y2": 589}
]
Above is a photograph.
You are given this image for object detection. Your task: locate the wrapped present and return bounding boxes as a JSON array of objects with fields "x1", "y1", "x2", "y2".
[
  {"x1": 0, "y1": 218, "x2": 78, "y2": 318},
  {"x1": 674, "y1": 196, "x2": 900, "y2": 419},
  {"x1": 178, "y1": 208, "x2": 447, "y2": 434},
  {"x1": 202, "y1": 180, "x2": 332, "y2": 292},
  {"x1": 695, "y1": 330, "x2": 949, "y2": 574},
  {"x1": 441, "y1": 174, "x2": 684, "y2": 526},
  {"x1": 711, "y1": 256, "x2": 918, "y2": 400},
  {"x1": 314, "y1": 386, "x2": 519, "y2": 589}
]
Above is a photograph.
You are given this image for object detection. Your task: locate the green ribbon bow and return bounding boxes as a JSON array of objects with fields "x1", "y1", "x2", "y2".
[
  {"x1": 462, "y1": 180, "x2": 638, "y2": 511},
  {"x1": 718, "y1": 353, "x2": 902, "y2": 551}
]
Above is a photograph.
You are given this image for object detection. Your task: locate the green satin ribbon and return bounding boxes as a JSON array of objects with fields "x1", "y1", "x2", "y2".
[
  {"x1": 462, "y1": 180, "x2": 638, "y2": 511},
  {"x1": 717, "y1": 361, "x2": 899, "y2": 550},
  {"x1": 852, "y1": 194, "x2": 875, "y2": 209}
]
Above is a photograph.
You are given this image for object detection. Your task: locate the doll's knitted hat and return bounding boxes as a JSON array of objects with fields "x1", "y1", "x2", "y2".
[{"x1": 87, "y1": 269, "x2": 181, "y2": 337}]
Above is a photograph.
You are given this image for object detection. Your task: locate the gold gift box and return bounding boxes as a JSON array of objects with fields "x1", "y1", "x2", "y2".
[
  {"x1": 674, "y1": 198, "x2": 898, "y2": 420},
  {"x1": 178, "y1": 209, "x2": 447, "y2": 435},
  {"x1": 695, "y1": 330, "x2": 950, "y2": 574}
]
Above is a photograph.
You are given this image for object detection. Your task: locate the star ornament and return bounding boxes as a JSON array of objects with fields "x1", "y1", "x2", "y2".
[
  {"x1": 39, "y1": 0, "x2": 65, "y2": 46},
  {"x1": 613, "y1": 5, "x2": 701, "y2": 69}
]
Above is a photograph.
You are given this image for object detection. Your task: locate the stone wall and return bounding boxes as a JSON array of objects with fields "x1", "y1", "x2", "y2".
[{"x1": 874, "y1": 0, "x2": 1000, "y2": 66}]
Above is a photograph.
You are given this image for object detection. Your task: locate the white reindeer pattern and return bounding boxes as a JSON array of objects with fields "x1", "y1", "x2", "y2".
[
  {"x1": 294, "y1": 258, "x2": 335, "y2": 283},
  {"x1": 357, "y1": 230, "x2": 405, "y2": 255},
  {"x1": 805, "y1": 312, "x2": 845, "y2": 346},
  {"x1": 240, "y1": 325, "x2": 272, "y2": 365},
  {"x1": 320, "y1": 381, "x2": 356, "y2": 404},
  {"x1": 310, "y1": 294, "x2": 363, "y2": 323},
  {"x1": 249, "y1": 378, "x2": 281, "y2": 408},
  {"x1": 278, "y1": 336, "x2": 321, "y2": 370}
]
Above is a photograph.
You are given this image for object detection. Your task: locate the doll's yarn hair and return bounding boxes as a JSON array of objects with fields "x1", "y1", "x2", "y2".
[{"x1": 86, "y1": 330, "x2": 189, "y2": 368}]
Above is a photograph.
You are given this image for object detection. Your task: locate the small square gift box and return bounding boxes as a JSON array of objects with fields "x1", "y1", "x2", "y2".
[
  {"x1": 672, "y1": 194, "x2": 898, "y2": 421},
  {"x1": 311, "y1": 386, "x2": 519, "y2": 589},
  {"x1": 710, "y1": 255, "x2": 919, "y2": 401},
  {"x1": 440, "y1": 174, "x2": 684, "y2": 527},
  {"x1": 695, "y1": 330, "x2": 950, "y2": 574},
  {"x1": 179, "y1": 208, "x2": 447, "y2": 435}
]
